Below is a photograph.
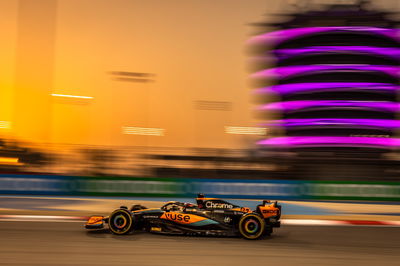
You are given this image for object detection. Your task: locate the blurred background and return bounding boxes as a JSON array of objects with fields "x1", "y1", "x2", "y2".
[
  {"x1": 0, "y1": 0, "x2": 400, "y2": 182},
  {"x1": 1, "y1": 0, "x2": 275, "y2": 179}
]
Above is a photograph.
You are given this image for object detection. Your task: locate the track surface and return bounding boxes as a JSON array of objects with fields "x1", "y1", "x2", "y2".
[{"x1": 0, "y1": 222, "x2": 399, "y2": 266}]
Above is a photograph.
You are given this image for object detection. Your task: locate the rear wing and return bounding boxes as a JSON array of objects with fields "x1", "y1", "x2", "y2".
[{"x1": 258, "y1": 200, "x2": 281, "y2": 220}]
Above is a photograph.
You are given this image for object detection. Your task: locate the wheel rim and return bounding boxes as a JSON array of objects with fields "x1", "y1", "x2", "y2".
[
  {"x1": 244, "y1": 219, "x2": 259, "y2": 234},
  {"x1": 113, "y1": 215, "x2": 127, "y2": 229},
  {"x1": 239, "y1": 214, "x2": 265, "y2": 239},
  {"x1": 109, "y1": 210, "x2": 133, "y2": 234}
]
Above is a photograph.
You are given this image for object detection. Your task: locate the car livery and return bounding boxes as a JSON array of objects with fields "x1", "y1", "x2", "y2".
[{"x1": 85, "y1": 194, "x2": 281, "y2": 240}]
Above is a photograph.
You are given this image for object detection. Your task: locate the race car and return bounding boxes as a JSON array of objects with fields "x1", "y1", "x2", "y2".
[{"x1": 85, "y1": 194, "x2": 281, "y2": 240}]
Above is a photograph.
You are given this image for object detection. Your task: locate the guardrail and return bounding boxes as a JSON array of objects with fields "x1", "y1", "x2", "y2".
[{"x1": 0, "y1": 174, "x2": 399, "y2": 201}]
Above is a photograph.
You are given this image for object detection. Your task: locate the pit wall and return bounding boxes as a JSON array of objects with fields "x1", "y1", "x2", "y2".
[{"x1": 0, "y1": 174, "x2": 399, "y2": 201}]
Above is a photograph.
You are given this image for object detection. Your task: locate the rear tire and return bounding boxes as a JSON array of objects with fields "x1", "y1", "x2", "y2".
[
  {"x1": 109, "y1": 209, "x2": 133, "y2": 235},
  {"x1": 238, "y1": 213, "x2": 266, "y2": 240}
]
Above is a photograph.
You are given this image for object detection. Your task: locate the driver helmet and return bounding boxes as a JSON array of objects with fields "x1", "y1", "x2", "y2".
[
  {"x1": 196, "y1": 193, "x2": 205, "y2": 208},
  {"x1": 184, "y1": 203, "x2": 195, "y2": 208}
]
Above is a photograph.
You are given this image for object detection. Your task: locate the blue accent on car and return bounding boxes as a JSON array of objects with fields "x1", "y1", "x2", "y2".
[{"x1": 190, "y1": 219, "x2": 219, "y2": 226}]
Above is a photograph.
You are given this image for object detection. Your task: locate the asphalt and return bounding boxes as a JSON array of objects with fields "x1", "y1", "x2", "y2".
[{"x1": 0, "y1": 221, "x2": 399, "y2": 266}]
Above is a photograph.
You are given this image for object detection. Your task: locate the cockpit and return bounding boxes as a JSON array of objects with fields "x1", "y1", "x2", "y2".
[{"x1": 160, "y1": 201, "x2": 198, "y2": 212}]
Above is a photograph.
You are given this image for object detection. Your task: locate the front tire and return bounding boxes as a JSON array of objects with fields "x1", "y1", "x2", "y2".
[
  {"x1": 109, "y1": 209, "x2": 133, "y2": 235},
  {"x1": 238, "y1": 213, "x2": 266, "y2": 240}
]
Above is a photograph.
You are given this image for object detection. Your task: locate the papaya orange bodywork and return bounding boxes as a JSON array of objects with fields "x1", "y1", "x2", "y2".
[
  {"x1": 258, "y1": 204, "x2": 280, "y2": 219},
  {"x1": 87, "y1": 216, "x2": 104, "y2": 225}
]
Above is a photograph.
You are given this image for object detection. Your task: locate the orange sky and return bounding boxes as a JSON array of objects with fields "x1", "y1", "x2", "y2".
[{"x1": 1, "y1": 0, "x2": 399, "y2": 149}]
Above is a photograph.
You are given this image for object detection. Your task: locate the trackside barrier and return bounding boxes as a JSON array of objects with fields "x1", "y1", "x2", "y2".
[{"x1": 0, "y1": 174, "x2": 399, "y2": 201}]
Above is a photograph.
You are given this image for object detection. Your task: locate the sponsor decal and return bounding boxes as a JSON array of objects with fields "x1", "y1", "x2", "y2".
[
  {"x1": 143, "y1": 215, "x2": 159, "y2": 219},
  {"x1": 224, "y1": 216, "x2": 232, "y2": 223},
  {"x1": 232, "y1": 207, "x2": 251, "y2": 213},
  {"x1": 205, "y1": 201, "x2": 233, "y2": 209},
  {"x1": 241, "y1": 207, "x2": 251, "y2": 213},
  {"x1": 160, "y1": 212, "x2": 206, "y2": 224},
  {"x1": 164, "y1": 213, "x2": 190, "y2": 222},
  {"x1": 262, "y1": 210, "x2": 278, "y2": 214},
  {"x1": 151, "y1": 227, "x2": 161, "y2": 232}
]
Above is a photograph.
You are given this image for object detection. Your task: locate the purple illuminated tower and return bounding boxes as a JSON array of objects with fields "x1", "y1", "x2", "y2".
[{"x1": 250, "y1": 2, "x2": 400, "y2": 155}]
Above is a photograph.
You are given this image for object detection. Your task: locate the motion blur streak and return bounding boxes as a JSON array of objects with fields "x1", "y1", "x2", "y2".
[
  {"x1": 0, "y1": 121, "x2": 11, "y2": 129},
  {"x1": 258, "y1": 136, "x2": 400, "y2": 148},
  {"x1": 122, "y1": 127, "x2": 165, "y2": 136},
  {"x1": 224, "y1": 126, "x2": 267, "y2": 135},
  {"x1": 51, "y1": 93, "x2": 94, "y2": 99},
  {"x1": 0, "y1": 157, "x2": 20, "y2": 165},
  {"x1": 256, "y1": 83, "x2": 400, "y2": 95},
  {"x1": 247, "y1": 26, "x2": 400, "y2": 45}
]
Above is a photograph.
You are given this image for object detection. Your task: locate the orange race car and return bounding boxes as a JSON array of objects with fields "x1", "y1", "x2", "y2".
[{"x1": 85, "y1": 194, "x2": 281, "y2": 240}]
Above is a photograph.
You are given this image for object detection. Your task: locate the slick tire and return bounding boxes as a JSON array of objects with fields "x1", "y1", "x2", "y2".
[
  {"x1": 109, "y1": 209, "x2": 134, "y2": 235},
  {"x1": 238, "y1": 213, "x2": 266, "y2": 240}
]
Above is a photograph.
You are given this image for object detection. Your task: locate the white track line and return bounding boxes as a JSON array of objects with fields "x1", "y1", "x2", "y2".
[
  {"x1": 281, "y1": 219, "x2": 346, "y2": 226},
  {"x1": 0, "y1": 219, "x2": 84, "y2": 222},
  {"x1": 281, "y1": 219, "x2": 400, "y2": 227},
  {"x1": 0, "y1": 215, "x2": 86, "y2": 222}
]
